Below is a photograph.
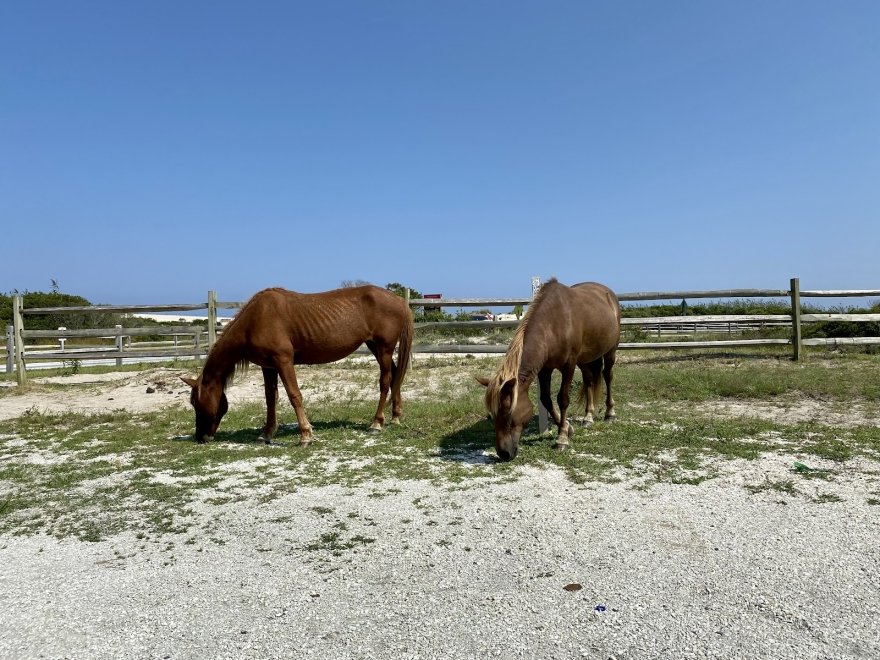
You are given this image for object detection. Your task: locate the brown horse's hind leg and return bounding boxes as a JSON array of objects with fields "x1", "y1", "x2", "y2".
[
  {"x1": 276, "y1": 362, "x2": 314, "y2": 444},
  {"x1": 258, "y1": 367, "x2": 280, "y2": 442},
  {"x1": 389, "y1": 360, "x2": 402, "y2": 424},
  {"x1": 603, "y1": 348, "x2": 617, "y2": 421},
  {"x1": 366, "y1": 341, "x2": 393, "y2": 431}
]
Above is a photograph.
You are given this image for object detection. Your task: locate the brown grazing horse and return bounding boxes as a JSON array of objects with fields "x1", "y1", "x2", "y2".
[
  {"x1": 477, "y1": 279, "x2": 620, "y2": 461},
  {"x1": 182, "y1": 286, "x2": 413, "y2": 445}
]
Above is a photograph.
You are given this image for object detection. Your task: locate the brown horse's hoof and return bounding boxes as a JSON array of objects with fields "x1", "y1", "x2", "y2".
[
  {"x1": 604, "y1": 414, "x2": 617, "y2": 422},
  {"x1": 368, "y1": 425, "x2": 383, "y2": 434},
  {"x1": 552, "y1": 442, "x2": 570, "y2": 452}
]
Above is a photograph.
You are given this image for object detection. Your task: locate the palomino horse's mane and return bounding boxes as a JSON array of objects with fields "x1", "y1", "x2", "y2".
[{"x1": 485, "y1": 278, "x2": 557, "y2": 416}]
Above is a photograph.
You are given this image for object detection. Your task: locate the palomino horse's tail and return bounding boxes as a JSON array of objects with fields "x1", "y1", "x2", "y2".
[{"x1": 391, "y1": 308, "x2": 414, "y2": 402}]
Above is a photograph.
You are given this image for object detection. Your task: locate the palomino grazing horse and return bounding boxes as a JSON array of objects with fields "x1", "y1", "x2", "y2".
[
  {"x1": 182, "y1": 286, "x2": 413, "y2": 445},
  {"x1": 477, "y1": 279, "x2": 620, "y2": 461}
]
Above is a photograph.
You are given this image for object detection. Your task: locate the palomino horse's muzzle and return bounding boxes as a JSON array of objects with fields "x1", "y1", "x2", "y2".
[
  {"x1": 496, "y1": 445, "x2": 518, "y2": 462},
  {"x1": 495, "y1": 429, "x2": 522, "y2": 462}
]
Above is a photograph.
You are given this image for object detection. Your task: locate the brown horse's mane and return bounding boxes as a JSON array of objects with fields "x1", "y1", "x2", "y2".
[
  {"x1": 485, "y1": 278, "x2": 557, "y2": 416},
  {"x1": 206, "y1": 288, "x2": 283, "y2": 391}
]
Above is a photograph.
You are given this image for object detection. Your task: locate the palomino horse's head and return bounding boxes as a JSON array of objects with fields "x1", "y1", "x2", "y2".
[
  {"x1": 476, "y1": 376, "x2": 533, "y2": 461},
  {"x1": 181, "y1": 376, "x2": 228, "y2": 443}
]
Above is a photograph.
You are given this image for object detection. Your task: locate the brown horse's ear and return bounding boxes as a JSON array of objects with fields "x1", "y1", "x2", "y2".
[
  {"x1": 475, "y1": 376, "x2": 490, "y2": 388},
  {"x1": 181, "y1": 376, "x2": 199, "y2": 388}
]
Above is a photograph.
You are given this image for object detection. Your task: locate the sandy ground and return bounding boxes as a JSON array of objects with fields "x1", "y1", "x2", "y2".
[
  {"x1": 4, "y1": 363, "x2": 880, "y2": 428},
  {"x1": 0, "y1": 360, "x2": 483, "y2": 422},
  {"x1": 2, "y1": 363, "x2": 880, "y2": 659}
]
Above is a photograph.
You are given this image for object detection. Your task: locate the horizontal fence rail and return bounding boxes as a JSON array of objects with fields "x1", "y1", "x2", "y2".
[{"x1": 5, "y1": 278, "x2": 879, "y2": 384}]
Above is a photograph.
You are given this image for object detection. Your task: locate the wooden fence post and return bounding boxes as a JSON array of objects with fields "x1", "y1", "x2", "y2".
[
  {"x1": 115, "y1": 325, "x2": 124, "y2": 367},
  {"x1": 532, "y1": 277, "x2": 550, "y2": 433},
  {"x1": 790, "y1": 277, "x2": 803, "y2": 362},
  {"x1": 207, "y1": 290, "x2": 218, "y2": 349},
  {"x1": 6, "y1": 325, "x2": 14, "y2": 375},
  {"x1": 403, "y1": 288, "x2": 412, "y2": 367},
  {"x1": 12, "y1": 295, "x2": 27, "y2": 385}
]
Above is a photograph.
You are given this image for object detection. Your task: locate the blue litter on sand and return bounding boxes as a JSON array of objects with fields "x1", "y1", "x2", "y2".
[{"x1": 595, "y1": 605, "x2": 607, "y2": 612}]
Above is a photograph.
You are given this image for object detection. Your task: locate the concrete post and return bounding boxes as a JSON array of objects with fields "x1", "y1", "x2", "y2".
[{"x1": 532, "y1": 277, "x2": 549, "y2": 433}]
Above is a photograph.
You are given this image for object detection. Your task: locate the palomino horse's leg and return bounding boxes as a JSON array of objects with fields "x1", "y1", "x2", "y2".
[
  {"x1": 537, "y1": 368, "x2": 562, "y2": 427},
  {"x1": 275, "y1": 361, "x2": 314, "y2": 444},
  {"x1": 366, "y1": 341, "x2": 393, "y2": 431},
  {"x1": 553, "y1": 364, "x2": 576, "y2": 449},
  {"x1": 603, "y1": 348, "x2": 617, "y2": 421},
  {"x1": 258, "y1": 367, "x2": 279, "y2": 442},
  {"x1": 580, "y1": 359, "x2": 603, "y2": 424}
]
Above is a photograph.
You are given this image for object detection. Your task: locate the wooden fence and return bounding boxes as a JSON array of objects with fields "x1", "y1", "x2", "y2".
[{"x1": 5, "y1": 277, "x2": 880, "y2": 385}]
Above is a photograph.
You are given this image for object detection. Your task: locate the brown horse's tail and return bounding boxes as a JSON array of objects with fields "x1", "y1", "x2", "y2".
[{"x1": 392, "y1": 306, "x2": 414, "y2": 402}]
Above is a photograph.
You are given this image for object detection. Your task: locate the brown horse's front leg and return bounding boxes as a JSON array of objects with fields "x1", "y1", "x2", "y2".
[
  {"x1": 276, "y1": 362, "x2": 314, "y2": 445},
  {"x1": 554, "y1": 365, "x2": 576, "y2": 449},
  {"x1": 258, "y1": 367, "x2": 279, "y2": 443}
]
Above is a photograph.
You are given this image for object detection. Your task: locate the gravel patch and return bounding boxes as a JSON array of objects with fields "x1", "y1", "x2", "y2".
[{"x1": 2, "y1": 462, "x2": 879, "y2": 659}]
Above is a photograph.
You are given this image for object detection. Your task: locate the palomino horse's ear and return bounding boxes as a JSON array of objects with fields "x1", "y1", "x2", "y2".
[
  {"x1": 181, "y1": 376, "x2": 199, "y2": 389},
  {"x1": 475, "y1": 376, "x2": 490, "y2": 388}
]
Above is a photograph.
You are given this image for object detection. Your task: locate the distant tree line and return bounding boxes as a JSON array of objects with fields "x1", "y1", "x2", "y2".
[
  {"x1": 0, "y1": 288, "x2": 201, "y2": 335},
  {"x1": 0, "y1": 290, "x2": 116, "y2": 331}
]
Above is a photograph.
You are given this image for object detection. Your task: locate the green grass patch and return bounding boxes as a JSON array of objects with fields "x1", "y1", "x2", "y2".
[{"x1": 1, "y1": 354, "x2": 879, "y2": 541}]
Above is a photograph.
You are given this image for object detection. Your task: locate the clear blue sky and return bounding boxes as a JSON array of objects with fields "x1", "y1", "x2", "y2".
[{"x1": 2, "y1": 1, "x2": 878, "y2": 304}]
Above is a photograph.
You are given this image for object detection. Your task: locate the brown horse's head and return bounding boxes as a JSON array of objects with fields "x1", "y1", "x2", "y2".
[
  {"x1": 477, "y1": 376, "x2": 533, "y2": 461},
  {"x1": 181, "y1": 376, "x2": 228, "y2": 443}
]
